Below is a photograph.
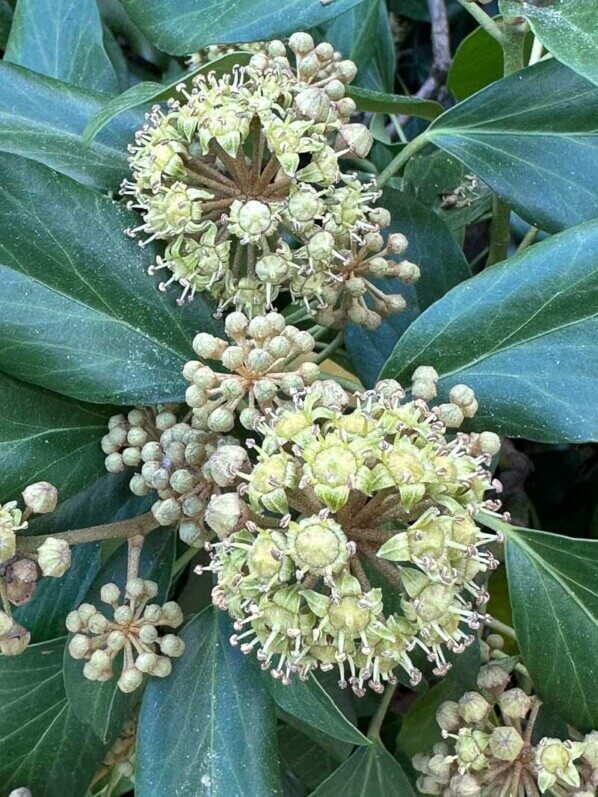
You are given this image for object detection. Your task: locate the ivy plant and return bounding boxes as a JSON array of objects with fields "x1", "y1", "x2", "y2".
[{"x1": 0, "y1": 0, "x2": 597, "y2": 796}]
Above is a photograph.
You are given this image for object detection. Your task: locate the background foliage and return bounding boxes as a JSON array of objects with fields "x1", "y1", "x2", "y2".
[{"x1": 0, "y1": 0, "x2": 596, "y2": 795}]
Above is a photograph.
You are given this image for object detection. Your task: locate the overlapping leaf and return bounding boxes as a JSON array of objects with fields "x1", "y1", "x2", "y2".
[
  {"x1": 425, "y1": 60, "x2": 598, "y2": 233},
  {"x1": 5, "y1": 0, "x2": 119, "y2": 93},
  {"x1": 310, "y1": 743, "x2": 416, "y2": 796},
  {"x1": 0, "y1": 62, "x2": 140, "y2": 191},
  {"x1": 0, "y1": 371, "x2": 112, "y2": 503},
  {"x1": 136, "y1": 608, "x2": 281, "y2": 796},
  {"x1": 0, "y1": 637, "x2": 107, "y2": 796},
  {"x1": 0, "y1": 154, "x2": 220, "y2": 404},
  {"x1": 121, "y1": 0, "x2": 369, "y2": 55},
  {"x1": 482, "y1": 515, "x2": 598, "y2": 732},
  {"x1": 381, "y1": 219, "x2": 598, "y2": 442},
  {"x1": 501, "y1": 0, "x2": 598, "y2": 86},
  {"x1": 345, "y1": 187, "x2": 470, "y2": 387}
]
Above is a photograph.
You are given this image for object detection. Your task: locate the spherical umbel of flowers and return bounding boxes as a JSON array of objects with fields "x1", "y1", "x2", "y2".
[
  {"x1": 414, "y1": 667, "x2": 598, "y2": 796},
  {"x1": 185, "y1": 311, "x2": 320, "y2": 432},
  {"x1": 122, "y1": 33, "x2": 417, "y2": 322},
  {"x1": 198, "y1": 374, "x2": 503, "y2": 694},
  {"x1": 66, "y1": 580, "x2": 185, "y2": 693},
  {"x1": 102, "y1": 406, "x2": 249, "y2": 547}
]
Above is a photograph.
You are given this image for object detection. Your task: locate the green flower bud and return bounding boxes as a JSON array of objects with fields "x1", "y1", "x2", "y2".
[
  {"x1": 488, "y1": 726, "x2": 523, "y2": 762},
  {"x1": 0, "y1": 610, "x2": 13, "y2": 636},
  {"x1": 37, "y1": 537, "x2": 71, "y2": 578},
  {"x1": 100, "y1": 582, "x2": 121, "y2": 605},
  {"x1": 476, "y1": 663, "x2": 510, "y2": 696},
  {"x1": 436, "y1": 403, "x2": 465, "y2": 429},
  {"x1": 0, "y1": 625, "x2": 30, "y2": 656},
  {"x1": 498, "y1": 688, "x2": 532, "y2": 720},
  {"x1": 179, "y1": 520, "x2": 206, "y2": 547},
  {"x1": 152, "y1": 497, "x2": 183, "y2": 526},
  {"x1": 159, "y1": 634, "x2": 186, "y2": 657},
  {"x1": 458, "y1": 691, "x2": 492, "y2": 724},
  {"x1": 105, "y1": 453, "x2": 125, "y2": 474},
  {"x1": 337, "y1": 123, "x2": 373, "y2": 158},
  {"x1": 448, "y1": 773, "x2": 481, "y2": 796},
  {"x1": 156, "y1": 410, "x2": 177, "y2": 430},
  {"x1": 21, "y1": 481, "x2": 58, "y2": 514},
  {"x1": 436, "y1": 700, "x2": 461, "y2": 732},
  {"x1": 288, "y1": 32, "x2": 315, "y2": 54},
  {"x1": 205, "y1": 445, "x2": 249, "y2": 487},
  {"x1": 118, "y1": 667, "x2": 144, "y2": 693},
  {"x1": 205, "y1": 493, "x2": 248, "y2": 538}
]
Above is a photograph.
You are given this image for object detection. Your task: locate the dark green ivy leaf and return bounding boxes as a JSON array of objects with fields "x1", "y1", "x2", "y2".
[
  {"x1": 0, "y1": 637, "x2": 107, "y2": 796},
  {"x1": 381, "y1": 219, "x2": 598, "y2": 443},
  {"x1": 5, "y1": 0, "x2": 119, "y2": 93},
  {"x1": 0, "y1": 371, "x2": 112, "y2": 503},
  {"x1": 425, "y1": 60, "x2": 598, "y2": 233},
  {"x1": 345, "y1": 187, "x2": 470, "y2": 387},
  {"x1": 136, "y1": 607, "x2": 282, "y2": 796},
  {"x1": 0, "y1": 61, "x2": 141, "y2": 191},
  {"x1": 267, "y1": 672, "x2": 370, "y2": 747},
  {"x1": 497, "y1": 519, "x2": 598, "y2": 732},
  {"x1": 0, "y1": 154, "x2": 221, "y2": 405},
  {"x1": 310, "y1": 743, "x2": 417, "y2": 796}
]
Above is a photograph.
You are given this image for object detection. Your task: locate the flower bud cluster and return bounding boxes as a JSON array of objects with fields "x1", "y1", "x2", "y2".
[
  {"x1": 185, "y1": 311, "x2": 320, "y2": 432},
  {"x1": 0, "y1": 481, "x2": 58, "y2": 564},
  {"x1": 415, "y1": 670, "x2": 597, "y2": 795},
  {"x1": 200, "y1": 377, "x2": 503, "y2": 693},
  {"x1": 103, "y1": 407, "x2": 248, "y2": 546},
  {"x1": 66, "y1": 581, "x2": 185, "y2": 692},
  {"x1": 123, "y1": 33, "x2": 417, "y2": 323}
]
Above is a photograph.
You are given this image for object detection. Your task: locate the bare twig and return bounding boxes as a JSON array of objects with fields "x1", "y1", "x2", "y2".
[{"x1": 396, "y1": 0, "x2": 451, "y2": 127}]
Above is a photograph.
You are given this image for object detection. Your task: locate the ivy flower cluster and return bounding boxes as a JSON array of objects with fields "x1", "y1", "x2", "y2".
[
  {"x1": 122, "y1": 32, "x2": 418, "y2": 325},
  {"x1": 414, "y1": 666, "x2": 598, "y2": 796},
  {"x1": 1, "y1": 481, "x2": 70, "y2": 656},
  {"x1": 102, "y1": 405, "x2": 249, "y2": 547},
  {"x1": 199, "y1": 374, "x2": 503, "y2": 694},
  {"x1": 185, "y1": 311, "x2": 320, "y2": 432},
  {"x1": 67, "y1": 577, "x2": 185, "y2": 693}
]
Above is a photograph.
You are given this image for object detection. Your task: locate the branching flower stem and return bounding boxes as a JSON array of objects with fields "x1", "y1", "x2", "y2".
[{"x1": 16, "y1": 512, "x2": 158, "y2": 555}]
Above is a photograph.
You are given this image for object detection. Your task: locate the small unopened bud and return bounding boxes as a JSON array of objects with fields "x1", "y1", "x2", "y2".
[
  {"x1": 22, "y1": 481, "x2": 58, "y2": 514},
  {"x1": 118, "y1": 667, "x2": 144, "y2": 693},
  {"x1": 436, "y1": 700, "x2": 461, "y2": 732},
  {"x1": 0, "y1": 624, "x2": 30, "y2": 656},
  {"x1": 476, "y1": 663, "x2": 510, "y2": 697},
  {"x1": 478, "y1": 432, "x2": 501, "y2": 456},
  {"x1": 295, "y1": 88, "x2": 332, "y2": 123},
  {"x1": 489, "y1": 726, "x2": 523, "y2": 762},
  {"x1": 289, "y1": 32, "x2": 314, "y2": 54},
  {"x1": 0, "y1": 610, "x2": 13, "y2": 636},
  {"x1": 37, "y1": 537, "x2": 71, "y2": 578},
  {"x1": 205, "y1": 493, "x2": 248, "y2": 538},
  {"x1": 449, "y1": 384, "x2": 478, "y2": 418},
  {"x1": 100, "y1": 582, "x2": 121, "y2": 605},
  {"x1": 159, "y1": 634, "x2": 186, "y2": 657},
  {"x1": 436, "y1": 403, "x2": 465, "y2": 428},
  {"x1": 205, "y1": 445, "x2": 249, "y2": 487},
  {"x1": 448, "y1": 773, "x2": 481, "y2": 796},
  {"x1": 498, "y1": 688, "x2": 532, "y2": 720},
  {"x1": 337, "y1": 123, "x2": 373, "y2": 158},
  {"x1": 152, "y1": 497, "x2": 182, "y2": 526},
  {"x1": 458, "y1": 691, "x2": 491, "y2": 724},
  {"x1": 387, "y1": 233, "x2": 408, "y2": 255}
]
